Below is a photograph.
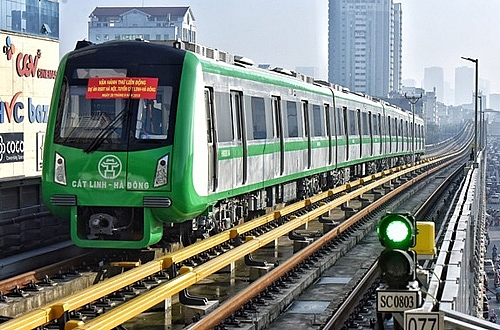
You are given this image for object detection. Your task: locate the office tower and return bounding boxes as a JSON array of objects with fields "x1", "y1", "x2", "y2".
[
  {"x1": 328, "y1": 0, "x2": 401, "y2": 98},
  {"x1": 455, "y1": 66, "x2": 474, "y2": 106},
  {"x1": 423, "y1": 67, "x2": 444, "y2": 103}
]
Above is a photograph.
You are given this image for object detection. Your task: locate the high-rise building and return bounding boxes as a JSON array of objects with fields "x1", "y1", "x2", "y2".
[
  {"x1": 455, "y1": 66, "x2": 474, "y2": 106},
  {"x1": 490, "y1": 93, "x2": 500, "y2": 111},
  {"x1": 423, "y1": 67, "x2": 444, "y2": 102},
  {"x1": 88, "y1": 7, "x2": 196, "y2": 44},
  {"x1": 328, "y1": 0, "x2": 402, "y2": 98}
]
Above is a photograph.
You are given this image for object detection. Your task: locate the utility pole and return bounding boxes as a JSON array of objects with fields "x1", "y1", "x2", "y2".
[
  {"x1": 461, "y1": 57, "x2": 479, "y2": 165},
  {"x1": 404, "y1": 93, "x2": 422, "y2": 165}
]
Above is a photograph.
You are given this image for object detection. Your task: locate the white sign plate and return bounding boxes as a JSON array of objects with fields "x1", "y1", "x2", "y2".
[
  {"x1": 405, "y1": 310, "x2": 444, "y2": 330},
  {"x1": 377, "y1": 290, "x2": 420, "y2": 312}
]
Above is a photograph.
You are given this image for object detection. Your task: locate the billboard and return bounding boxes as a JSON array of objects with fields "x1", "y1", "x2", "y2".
[{"x1": 0, "y1": 33, "x2": 59, "y2": 178}]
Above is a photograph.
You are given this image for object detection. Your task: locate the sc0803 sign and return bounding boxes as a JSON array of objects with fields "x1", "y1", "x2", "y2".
[{"x1": 377, "y1": 290, "x2": 420, "y2": 312}]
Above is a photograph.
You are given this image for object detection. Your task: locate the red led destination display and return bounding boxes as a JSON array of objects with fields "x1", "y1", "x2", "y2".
[{"x1": 86, "y1": 77, "x2": 158, "y2": 99}]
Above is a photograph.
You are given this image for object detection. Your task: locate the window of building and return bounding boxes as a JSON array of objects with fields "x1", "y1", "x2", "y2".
[{"x1": 2, "y1": 0, "x2": 59, "y2": 38}]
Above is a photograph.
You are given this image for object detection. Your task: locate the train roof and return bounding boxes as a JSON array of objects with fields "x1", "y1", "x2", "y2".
[{"x1": 71, "y1": 39, "x2": 419, "y2": 120}]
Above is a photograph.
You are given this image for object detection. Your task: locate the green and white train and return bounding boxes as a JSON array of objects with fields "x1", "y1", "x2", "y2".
[{"x1": 42, "y1": 40, "x2": 425, "y2": 249}]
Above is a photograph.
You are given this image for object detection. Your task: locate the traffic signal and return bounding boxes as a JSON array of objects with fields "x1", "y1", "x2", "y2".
[{"x1": 377, "y1": 213, "x2": 417, "y2": 289}]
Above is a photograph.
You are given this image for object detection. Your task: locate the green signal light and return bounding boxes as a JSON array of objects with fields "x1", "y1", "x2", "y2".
[
  {"x1": 385, "y1": 220, "x2": 411, "y2": 243},
  {"x1": 377, "y1": 213, "x2": 416, "y2": 249}
]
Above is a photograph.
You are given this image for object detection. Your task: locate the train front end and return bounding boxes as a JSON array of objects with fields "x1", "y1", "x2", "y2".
[{"x1": 42, "y1": 41, "x2": 203, "y2": 248}]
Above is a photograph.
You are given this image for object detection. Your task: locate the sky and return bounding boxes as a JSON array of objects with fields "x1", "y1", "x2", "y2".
[{"x1": 59, "y1": 0, "x2": 500, "y2": 95}]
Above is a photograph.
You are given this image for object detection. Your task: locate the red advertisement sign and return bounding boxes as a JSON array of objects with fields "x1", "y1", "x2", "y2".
[{"x1": 86, "y1": 77, "x2": 159, "y2": 99}]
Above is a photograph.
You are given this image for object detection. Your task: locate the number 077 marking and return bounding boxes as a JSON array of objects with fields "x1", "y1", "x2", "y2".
[{"x1": 404, "y1": 311, "x2": 443, "y2": 330}]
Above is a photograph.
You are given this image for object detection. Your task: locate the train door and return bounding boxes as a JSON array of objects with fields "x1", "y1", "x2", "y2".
[
  {"x1": 377, "y1": 113, "x2": 382, "y2": 155},
  {"x1": 204, "y1": 88, "x2": 217, "y2": 192},
  {"x1": 400, "y1": 119, "x2": 404, "y2": 152},
  {"x1": 302, "y1": 101, "x2": 311, "y2": 169},
  {"x1": 357, "y1": 109, "x2": 362, "y2": 158},
  {"x1": 348, "y1": 109, "x2": 359, "y2": 161},
  {"x1": 387, "y1": 116, "x2": 392, "y2": 153},
  {"x1": 405, "y1": 120, "x2": 409, "y2": 152},
  {"x1": 325, "y1": 104, "x2": 334, "y2": 165},
  {"x1": 272, "y1": 96, "x2": 284, "y2": 176},
  {"x1": 231, "y1": 90, "x2": 247, "y2": 185},
  {"x1": 368, "y1": 112, "x2": 374, "y2": 156},
  {"x1": 344, "y1": 107, "x2": 349, "y2": 161},
  {"x1": 395, "y1": 118, "x2": 400, "y2": 153}
]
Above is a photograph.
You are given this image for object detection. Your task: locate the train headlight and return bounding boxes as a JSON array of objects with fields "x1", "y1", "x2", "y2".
[
  {"x1": 54, "y1": 153, "x2": 67, "y2": 186},
  {"x1": 153, "y1": 154, "x2": 169, "y2": 188}
]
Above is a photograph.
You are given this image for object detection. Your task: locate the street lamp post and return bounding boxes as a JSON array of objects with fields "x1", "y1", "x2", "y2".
[
  {"x1": 461, "y1": 56, "x2": 478, "y2": 164},
  {"x1": 404, "y1": 93, "x2": 422, "y2": 165}
]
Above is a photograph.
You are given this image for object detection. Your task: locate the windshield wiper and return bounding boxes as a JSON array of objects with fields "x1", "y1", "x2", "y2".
[
  {"x1": 84, "y1": 92, "x2": 133, "y2": 153},
  {"x1": 83, "y1": 109, "x2": 128, "y2": 153}
]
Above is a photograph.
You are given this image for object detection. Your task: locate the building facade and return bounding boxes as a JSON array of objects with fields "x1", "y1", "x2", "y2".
[
  {"x1": 328, "y1": 0, "x2": 402, "y2": 98},
  {"x1": 423, "y1": 66, "x2": 444, "y2": 103},
  {"x1": 88, "y1": 7, "x2": 196, "y2": 44},
  {"x1": 0, "y1": 0, "x2": 59, "y2": 178},
  {"x1": 1, "y1": 0, "x2": 59, "y2": 38},
  {"x1": 455, "y1": 66, "x2": 474, "y2": 106}
]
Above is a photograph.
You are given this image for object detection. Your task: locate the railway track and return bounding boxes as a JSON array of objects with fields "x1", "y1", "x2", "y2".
[{"x1": 0, "y1": 145, "x2": 468, "y2": 330}]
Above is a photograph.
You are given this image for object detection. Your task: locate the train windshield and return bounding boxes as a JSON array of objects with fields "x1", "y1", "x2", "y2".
[{"x1": 55, "y1": 64, "x2": 181, "y2": 151}]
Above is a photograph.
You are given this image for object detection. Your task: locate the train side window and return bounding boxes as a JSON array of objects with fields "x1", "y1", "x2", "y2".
[
  {"x1": 215, "y1": 92, "x2": 234, "y2": 142},
  {"x1": 373, "y1": 113, "x2": 379, "y2": 135},
  {"x1": 387, "y1": 116, "x2": 392, "y2": 151},
  {"x1": 312, "y1": 104, "x2": 324, "y2": 137},
  {"x1": 286, "y1": 101, "x2": 299, "y2": 137},
  {"x1": 400, "y1": 119, "x2": 403, "y2": 141},
  {"x1": 336, "y1": 107, "x2": 345, "y2": 136},
  {"x1": 204, "y1": 88, "x2": 214, "y2": 144},
  {"x1": 302, "y1": 101, "x2": 309, "y2": 138},
  {"x1": 361, "y1": 111, "x2": 369, "y2": 135},
  {"x1": 251, "y1": 96, "x2": 267, "y2": 139},
  {"x1": 368, "y1": 112, "x2": 373, "y2": 136},
  {"x1": 342, "y1": 107, "x2": 348, "y2": 137},
  {"x1": 272, "y1": 96, "x2": 282, "y2": 139},
  {"x1": 231, "y1": 91, "x2": 244, "y2": 141},
  {"x1": 348, "y1": 110, "x2": 358, "y2": 136},
  {"x1": 325, "y1": 104, "x2": 333, "y2": 137}
]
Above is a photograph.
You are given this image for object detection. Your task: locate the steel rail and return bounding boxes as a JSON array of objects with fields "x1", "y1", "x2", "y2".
[
  {"x1": 0, "y1": 152, "x2": 458, "y2": 330},
  {"x1": 71, "y1": 155, "x2": 458, "y2": 330},
  {"x1": 189, "y1": 153, "x2": 460, "y2": 330}
]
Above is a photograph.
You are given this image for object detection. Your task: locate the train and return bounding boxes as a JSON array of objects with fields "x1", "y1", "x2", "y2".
[{"x1": 41, "y1": 40, "x2": 425, "y2": 249}]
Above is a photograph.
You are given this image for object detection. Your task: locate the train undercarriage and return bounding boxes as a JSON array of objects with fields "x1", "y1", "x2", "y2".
[{"x1": 167, "y1": 156, "x2": 411, "y2": 247}]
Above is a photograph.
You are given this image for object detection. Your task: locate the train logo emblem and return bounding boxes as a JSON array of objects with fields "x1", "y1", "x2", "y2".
[{"x1": 98, "y1": 155, "x2": 122, "y2": 179}]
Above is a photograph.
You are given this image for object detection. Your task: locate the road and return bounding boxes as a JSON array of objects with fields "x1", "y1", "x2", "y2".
[{"x1": 485, "y1": 204, "x2": 500, "y2": 324}]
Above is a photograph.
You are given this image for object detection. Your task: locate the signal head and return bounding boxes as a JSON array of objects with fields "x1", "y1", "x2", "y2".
[
  {"x1": 378, "y1": 249, "x2": 416, "y2": 288},
  {"x1": 377, "y1": 213, "x2": 416, "y2": 250}
]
